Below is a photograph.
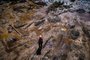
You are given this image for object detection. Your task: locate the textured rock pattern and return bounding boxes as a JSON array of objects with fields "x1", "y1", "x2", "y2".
[{"x1": 0, "y1": 0, "x2": 90, "y2": 60}]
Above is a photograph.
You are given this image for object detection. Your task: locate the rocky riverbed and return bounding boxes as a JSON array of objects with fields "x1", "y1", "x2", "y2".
[{"x1": 0, "y1": 0, "x2": 90, "y2": 60}]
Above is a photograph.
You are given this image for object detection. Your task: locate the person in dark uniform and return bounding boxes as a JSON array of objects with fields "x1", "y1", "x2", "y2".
[
  {"x1": 36, "y1": 35, "x2": 43, "y2": 55},
  {"x1": 38, "y1": 35, "x2": 43, "y2": 48}
]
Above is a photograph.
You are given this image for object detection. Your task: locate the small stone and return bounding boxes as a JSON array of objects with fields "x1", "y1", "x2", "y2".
[{"x1": 70, "y1": 30, "x2": 80, "y2": 40}]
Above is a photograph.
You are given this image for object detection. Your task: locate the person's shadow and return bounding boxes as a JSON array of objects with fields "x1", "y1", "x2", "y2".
[
  {"x1": 36, "y1": 36, "x2": 43, "y2": 55},
  {"x1": 36, "y1": 46, "x2": 42, "y2": 55}
]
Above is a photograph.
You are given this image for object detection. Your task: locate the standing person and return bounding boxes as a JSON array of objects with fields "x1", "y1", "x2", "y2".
[
  {"x1": 36, "y1": 35, "x2": 43, "y2": 55},
  {"x1": 38, "y1": 35, "x2": 43, "y2": 49}
]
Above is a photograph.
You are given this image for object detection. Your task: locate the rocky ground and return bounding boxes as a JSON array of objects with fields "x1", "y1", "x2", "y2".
[{"x1": 0, "y1": 0, "x2": 90, "y2": 60}]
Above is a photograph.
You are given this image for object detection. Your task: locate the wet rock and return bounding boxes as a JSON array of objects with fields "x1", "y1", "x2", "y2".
[{"x1": 70, "y1": 30, "x2": 80, "y2": 40}]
